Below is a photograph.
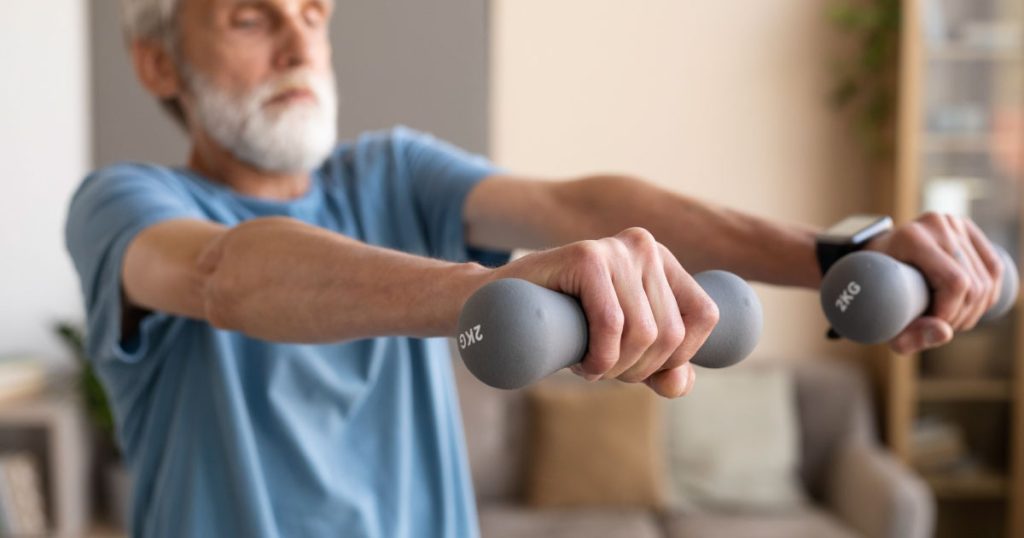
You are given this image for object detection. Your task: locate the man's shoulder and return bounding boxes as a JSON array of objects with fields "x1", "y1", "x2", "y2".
[
  {"x1": 68, "y1": 162, "x2": 202, "y2": 220},
  {"x1": 76, "y1": 161, "x2": 187, "y2": 195}
]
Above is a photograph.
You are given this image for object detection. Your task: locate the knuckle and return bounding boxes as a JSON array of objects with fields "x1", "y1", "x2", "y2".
[
  {"x1": 975, "y1": 276, "x2": 991, "y2": 297},
  {"x1": 585, "y1": 351, "x2": 618, "y2": 374},
  {"x1": 572, "y1": 240, "x2": 604, "y2": 266},
  {"x1": 945, "y1": 270, "x2": 971, "y2": 295},
  {"x1": 919, "y1": 211, "x2": 945, "y2": 228},
  {"x1": 990, "y1": 261, "x2": 1004, "y2": 283},
  {"x1": 891, "y1": 223, "x2": 925, "y2": 251},
  {"x1": 694, "y1": 296, "x2": 721, "y2": 329},
  {"x1": 618, "y1": 226, "x2": 656, "y2": 245},
  {"x1": 596, "y1": 304, "x2": 625, "y2": 333},
  {"x1": 660, "y1": 316, "x2": 686, "y2": 351},
  {"x1": 627, "y1": 316, "x2": 659, "y2": 350},
  {"x1": 964, "y1": 283, "x2": 980, "y2": 305}
]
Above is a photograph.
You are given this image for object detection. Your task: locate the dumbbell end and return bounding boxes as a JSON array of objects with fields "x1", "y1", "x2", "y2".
[
  {"x1": 457, "y1": 279, "x2": 588, "y2": 390},
  {"x1": 820, "y1": 251, "x2": 930, "y2": 344},
  {"x1": 690, "y1": 270, "x2": 763, "y2": 368}
]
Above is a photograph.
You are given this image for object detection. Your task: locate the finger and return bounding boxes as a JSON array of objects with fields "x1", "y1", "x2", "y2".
[
  {"x1": 644, "y1": 363, "x2": 696, "y2": 398},
  {"x1": 930, "y1": 216, "x2": 978, "y2": 329},
  {"x1": 889, "y1": 316, "x2": 954, "y2": 354},
  {"x1": 600, "y1": 265, "x2": 658, "y2": 380},
  {"x1": 576, "y1": 264, "x2": 624, "y2": 380},
  {"x1": 947, "y1": 217, "x2": 991, "y2": 330},
  {"x1": 965, "y1": 218, "x2": 1004, "y2": 311},
  {"x1": 659, "y1": 246, "x2": 718, "y2": 372},
  {"x1": 619, "y1": 256, "x2": 685, "y2": 383},
  {"x1": 908, "y1": 218, "x2": 971, "y2": 327}
]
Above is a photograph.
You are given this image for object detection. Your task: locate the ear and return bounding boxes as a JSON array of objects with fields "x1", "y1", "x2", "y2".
[{"x1": 131, "y1": 40, "x2": 183, "y2": 100}]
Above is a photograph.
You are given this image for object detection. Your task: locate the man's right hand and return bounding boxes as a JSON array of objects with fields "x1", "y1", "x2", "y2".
[{"x1": 487, "y1": 227, "x2": 720, "y2": 398}]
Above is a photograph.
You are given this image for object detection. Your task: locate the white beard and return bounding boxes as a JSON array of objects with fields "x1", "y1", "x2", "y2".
[{"x1": 185, "y1": 67, "x2": 339, "y2": 174}]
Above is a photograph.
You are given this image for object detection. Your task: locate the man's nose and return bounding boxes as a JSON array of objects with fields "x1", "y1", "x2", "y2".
[{"x1": 274, "y1": 16, "x2": 316, "y2": 70}]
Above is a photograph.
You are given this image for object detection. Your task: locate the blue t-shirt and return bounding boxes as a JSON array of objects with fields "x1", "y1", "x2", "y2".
[{"x1": 64, "y1": 127, "x2": 509, "y2": 538}]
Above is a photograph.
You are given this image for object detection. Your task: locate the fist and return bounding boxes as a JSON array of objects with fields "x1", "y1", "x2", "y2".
[
  {"x1": 490, "y1": 227, "x2": 719, "y2": 398},
  {"x1": 867, "y1": 212, "x2": 1004, "y2": 353}
]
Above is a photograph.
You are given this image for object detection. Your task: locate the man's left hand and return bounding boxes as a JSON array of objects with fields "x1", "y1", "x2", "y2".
[{"x1": 866, "y1": 212, "x2": 1005, "y2": 354}]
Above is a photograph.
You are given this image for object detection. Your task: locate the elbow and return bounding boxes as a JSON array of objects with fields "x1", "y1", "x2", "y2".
[
  {"x1": 194, "y1": 226, "x2": 252, "y2": 332},
  {"x1": 200, "y1": 271, "x2": 244, "y2": 332}
]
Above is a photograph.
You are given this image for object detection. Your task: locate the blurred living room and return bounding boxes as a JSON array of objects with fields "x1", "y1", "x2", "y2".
[{"x1": 1, "y1": 0, "x2": 1023, "y2": 537}]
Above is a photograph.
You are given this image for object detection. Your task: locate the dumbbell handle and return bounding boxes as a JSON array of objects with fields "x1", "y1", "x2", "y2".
[
  {"x1": 457, "y1": 270, "x2": 763, "y2": 389},
  {"x1": 820, "y1": 247, "x2": 1019, "y2": 344}
]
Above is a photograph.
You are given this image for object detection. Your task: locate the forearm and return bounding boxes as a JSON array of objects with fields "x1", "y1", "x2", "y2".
[
  {"x1": 548, "y1": 176, "x2": 822, "y2": 288},
  {"x1": 199, "y1": 217, "x2": 490, "y2": 342}
]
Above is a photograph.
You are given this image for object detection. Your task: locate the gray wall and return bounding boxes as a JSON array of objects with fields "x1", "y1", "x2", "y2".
[{"x1": 90, "y1": 0, "x2": 491, "y2": 168}]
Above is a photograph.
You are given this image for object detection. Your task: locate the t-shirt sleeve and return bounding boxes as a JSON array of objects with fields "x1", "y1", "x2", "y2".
[
  {"x1": 65, "y1": 164, "x2": 205, "y2": 364},
  {"x1": 392, "y1": 126, "x2": 512, "y2": 267}
]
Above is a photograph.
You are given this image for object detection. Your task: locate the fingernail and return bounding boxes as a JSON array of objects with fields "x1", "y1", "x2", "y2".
[
  {"x1": 584, "y1": 373, "x2": 601, "y2": 382},
  {"x1": 924, "y1": 326, "x2": 945, "y2": 347}
]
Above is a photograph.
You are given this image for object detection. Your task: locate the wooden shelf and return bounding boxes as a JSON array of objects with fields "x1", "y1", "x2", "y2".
[
  {"x1": 895, "y1": 2, "x2": 1024, "y2": 535},
  {"x1": 927, "y1": 45, "x2": 1023, "y2": 62},
  {"x1": 924, "y1": 471, "x2": 1009, "y2": 500},
  {"x1": 918, "y1": 379, "x2": 1013, "y2": 402}
]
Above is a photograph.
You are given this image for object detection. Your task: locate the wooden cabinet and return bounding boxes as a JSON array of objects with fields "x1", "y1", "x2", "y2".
[{"x1": 891, "y1": 0, "x2": 1024, "y2": 536}]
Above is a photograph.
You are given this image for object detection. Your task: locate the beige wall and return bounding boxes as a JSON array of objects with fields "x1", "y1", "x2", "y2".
[
  {"x1": 490, "y1": 0, "x2": 871, "y2": 362},
  {"x1": 0, "y1": 1, "x2": 89, "y2": 362}
]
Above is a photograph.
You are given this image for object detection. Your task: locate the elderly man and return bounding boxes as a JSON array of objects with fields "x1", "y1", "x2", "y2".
[{"x1": 65, "y1": 0, "x2": 1003, "y2": 536}]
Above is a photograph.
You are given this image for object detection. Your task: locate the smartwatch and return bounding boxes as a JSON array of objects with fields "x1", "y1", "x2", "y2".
[
  {"x1": 815, "y1": 214, "x2": 894, "y2": 276},
  {"x1": 816, "y1": 215, "x2": 893, "y2": 339}
]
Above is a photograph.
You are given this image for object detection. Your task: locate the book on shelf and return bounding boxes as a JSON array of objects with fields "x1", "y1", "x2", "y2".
[
  {"x1": 911, "y1": 416, "x2": 968, "y2": 472},
  {"x1": 0, "y1": 452, "x2": 47, "y2": 536}
]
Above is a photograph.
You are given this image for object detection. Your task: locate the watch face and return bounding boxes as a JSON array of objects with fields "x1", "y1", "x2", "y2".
[{"x1": 819, "y1": 215, "x2": 893, "y2": 244}]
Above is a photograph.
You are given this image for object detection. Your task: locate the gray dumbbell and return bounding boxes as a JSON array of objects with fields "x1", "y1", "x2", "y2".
[
  {"x1": 820, "y1": 246, "x2": 1019, "y2": 344},
  {"x1": 457, "y1": 270, "x2": 764, "y2": 390}
]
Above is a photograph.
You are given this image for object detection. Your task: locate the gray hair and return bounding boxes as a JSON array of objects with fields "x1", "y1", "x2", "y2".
[
  {"x1": 120, "y1": 0, "x2": 181, "y2": 47},
  {"x1": 120, "y1": 0, "x2": 187, "y2": 128}
]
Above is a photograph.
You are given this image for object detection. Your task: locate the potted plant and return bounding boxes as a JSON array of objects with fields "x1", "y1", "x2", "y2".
[{"x1": 55, "y1": 322, "x2": 131, "y2": 530}]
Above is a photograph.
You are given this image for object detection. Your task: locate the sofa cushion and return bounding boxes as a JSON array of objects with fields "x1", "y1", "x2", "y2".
[
  {"x1": 662, "y1": 507, "x2": 859, "y2": 538},
  {"x1": 478, "y1": 504, "x2": 662, "y2": 538},
  {"x1": 452, "y1": 351, "x2": 529, "y2": 501},
  {"x1": 664, "y1": 368, "x2": 805, "y2": 511},
  {"x1": 792, "y1": 360, "x2": 874, "y2": 500},
  {"x1": 525, "y1": 381, "x2": 667, "y2": 508}
]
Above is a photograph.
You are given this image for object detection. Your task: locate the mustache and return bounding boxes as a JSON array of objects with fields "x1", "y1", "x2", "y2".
[{"x1": 255, "y1": 70, "x2": 334, "y2": 107}]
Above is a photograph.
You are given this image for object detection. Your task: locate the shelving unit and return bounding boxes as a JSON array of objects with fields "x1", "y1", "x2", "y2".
[
  {"x1": 0, "y1": 383, "x2": 90, "y2": 537},
  {"x1": 918, "y1": 379, "x2": 1013, "y2": 401},
  {"x1": 890, "y1": 1, "x2": 1024, "y2": 537}
]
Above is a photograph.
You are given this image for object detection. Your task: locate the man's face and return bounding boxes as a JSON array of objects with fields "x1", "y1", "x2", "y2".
[
  {"x1": 179, "y1": 0, "x2": 333, "y2": 102},
  {"x1": 175, "y1": 0, "x2": 338, "y2": 173}
]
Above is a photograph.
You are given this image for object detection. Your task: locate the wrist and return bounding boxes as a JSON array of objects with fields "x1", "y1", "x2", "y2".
[
  {"x1": 436, "y1": 261, "x2": 495, "y2": 337},
  {"x1": 814, "y1": 214, "x2": 894, "y2": 286},
  {"x1": 794, "y1": 228, "x2": 824, "y2": 289}
]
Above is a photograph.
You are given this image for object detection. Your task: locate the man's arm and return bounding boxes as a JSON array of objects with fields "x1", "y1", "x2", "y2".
[
  {"x1": 464, "y1": 174, "x2": 1005, "y2": 354},
  {"x1": 464, "y1": 174, "x2": 820, "y2": 287},
  {"x1": 122, "y1": 217, "x2": 491, "y2": 343},
  {"x1": 123, "y1": 214, "x2": 717, "y2": 399}
]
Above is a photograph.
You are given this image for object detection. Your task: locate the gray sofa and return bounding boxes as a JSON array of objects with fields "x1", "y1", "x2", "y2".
[{"x1": 452, "y1": 356, "x2": 935, "y2": 538}]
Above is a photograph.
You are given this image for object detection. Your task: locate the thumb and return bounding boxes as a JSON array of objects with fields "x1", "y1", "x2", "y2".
[
  {"x1": 889, "y1": 316, "x2": 954, "y2": 354},
  {"x1": 644, "y1": 363, "x2": 696, "y2": 398}
]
